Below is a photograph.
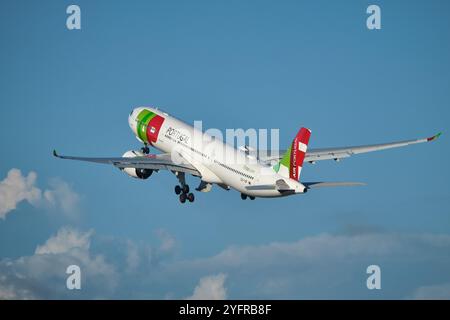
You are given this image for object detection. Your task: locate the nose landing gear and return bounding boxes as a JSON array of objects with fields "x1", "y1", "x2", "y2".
[{"x1": 141, "y1": 143, "x2": 150, "y2": 155}]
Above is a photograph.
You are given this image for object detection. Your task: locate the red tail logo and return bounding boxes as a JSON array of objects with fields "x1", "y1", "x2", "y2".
[{"x1": 289, "y1": 127, "x2": 311, "y2": 181}]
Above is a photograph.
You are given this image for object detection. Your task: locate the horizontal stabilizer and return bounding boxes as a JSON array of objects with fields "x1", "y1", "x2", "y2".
[{"x1": 304, "y1": 181, "x2": 366, "y2": 189}]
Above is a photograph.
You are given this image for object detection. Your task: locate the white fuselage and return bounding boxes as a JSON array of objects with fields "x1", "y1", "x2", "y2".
[{"x1": 129, "y1": 107, "x2": 306, "y2": 197}]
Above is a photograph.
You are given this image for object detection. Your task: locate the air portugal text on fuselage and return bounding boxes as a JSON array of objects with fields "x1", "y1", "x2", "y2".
[
  {"x1": 136, "y1": 109, "x2": 165, "y2": 145},
  {"x1": 165, "y1": 126, "x2": 191, "y2": 145}
]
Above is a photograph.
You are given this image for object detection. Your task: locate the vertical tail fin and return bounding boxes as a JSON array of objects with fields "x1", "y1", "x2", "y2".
[{"x1": 273, "y1": 127, "x2": 311, "y2": 181}]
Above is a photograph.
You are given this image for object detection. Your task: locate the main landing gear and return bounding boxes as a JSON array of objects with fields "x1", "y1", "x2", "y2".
[
  {"x1": 141, "y1": 143, "x2": 150, "y2": 155},
  {"x1": 173, "y1": 172, "x2": 194, "y2": 204},
  {"x1": 175, "y1": 185, "x2": 195, "y2": 203},
  {"x1": 241, "y1": 193, "x2": 255, "y2": 200}
]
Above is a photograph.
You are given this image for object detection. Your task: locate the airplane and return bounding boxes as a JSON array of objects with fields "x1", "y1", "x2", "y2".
[{"x1": 53, "y1": 107, "x2": 441, "y2": 203}]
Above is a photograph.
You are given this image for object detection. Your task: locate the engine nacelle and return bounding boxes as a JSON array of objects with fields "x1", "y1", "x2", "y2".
[{"x1": 121, "y1": 150, "x2": 153, "y2": 179}]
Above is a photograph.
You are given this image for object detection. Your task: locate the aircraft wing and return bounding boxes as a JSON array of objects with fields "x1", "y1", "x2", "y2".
[
  {"x1": 52, "y1": 150, "x2": 201, "y2": 176},
  {"x1": 259, "y1": 132, "x2": 441, "y2": 164}
]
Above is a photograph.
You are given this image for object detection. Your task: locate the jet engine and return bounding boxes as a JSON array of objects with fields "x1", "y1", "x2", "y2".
[{"x1": 121, "y1": 150, "x2": 153, "y2": 179}]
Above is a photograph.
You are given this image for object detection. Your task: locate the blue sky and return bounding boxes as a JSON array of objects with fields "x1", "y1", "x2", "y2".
[{"x1": 0, "y1": 0, "x2": 449, "y2": 299}]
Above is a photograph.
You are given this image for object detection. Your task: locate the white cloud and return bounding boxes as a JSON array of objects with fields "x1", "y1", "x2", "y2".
[
  {"x1": 156, "y1": 228, "x2": 176, "y2": 253},
  {"x1": 0, "y1": 169, "x2": 80, "y2": 220},
  {"x1": 125, "y1": 240, "x2": 141, "y2": 272},
  {"x1": 0, "y1": 169, "x2": 41, "y2": 219},
  {"x1": 2, "y1": 230, "x2": 450, "y2": 299},
  {"x1": 186, "y1": 273, "x2": 227, "y2": 300},
  {"x1": 43, "y1": 178, "x2": 80, "y2": 219},
  {"x1": 188, "y1": 233, "x2": 450, "y2": 268},
  {"x1": 0, "y1": 227, "x2": 116, "y2": 299},
  {"x1": 411, "y1": 283, "x2": 450, "y2": 300},
  {"x1": 0, "y1": 286, "x2": 18, "y2": 299},
  {"x1": 35, "y1": 227, "x2": 92, "y2": 255},
  {"x1": 173, "y1": 232, "x2": 450, "y2": 299},
  {"x1": 0, "y1": 281, "x2": 36, "y2": 300}
]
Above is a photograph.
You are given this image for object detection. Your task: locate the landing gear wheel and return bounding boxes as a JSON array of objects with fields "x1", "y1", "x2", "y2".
[
  {"x1": 182, "y1": 185, "x2": 190, "y2": 194},
  {"x1": 175, "y1": 185, "x2": 182, "y2": 195},
  {"x1": 141, "y1": 144, "x2": 150, "y2": 154},
  {"x1": 187, "y1": 193, "x2": 195, "y2": 202},
  {"x1": 179, "y1": 193, "x2": 187, "y2": 203},
  {"x1": 241, "y1": 193, "x2": 247, "y2": 200},
  {"x1": 249, "y1": 196, "x2": 255, "y2": 200}
]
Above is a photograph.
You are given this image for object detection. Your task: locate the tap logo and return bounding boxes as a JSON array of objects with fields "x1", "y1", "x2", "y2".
[{"x1": 136, "y1": 109, "x2": 165, "y2": 145}]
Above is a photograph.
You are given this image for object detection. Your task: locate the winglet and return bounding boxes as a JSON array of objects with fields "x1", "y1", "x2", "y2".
[
  {"x1": 427, "y1": 132, "x2": 442, "y2": 142},
  {"x1": 53, "y1": 149, "x2": 59, "y2": 157}
]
